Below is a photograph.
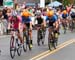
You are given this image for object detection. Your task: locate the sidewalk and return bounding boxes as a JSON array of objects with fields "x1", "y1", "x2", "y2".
[{"x1": 0, "y1": 34, "x2": 10, "y2": 38}]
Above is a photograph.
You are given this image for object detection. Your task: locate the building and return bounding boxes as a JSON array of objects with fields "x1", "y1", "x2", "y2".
[{"x1": 14, "y1": 0, "x2": 39, "y2": 4}]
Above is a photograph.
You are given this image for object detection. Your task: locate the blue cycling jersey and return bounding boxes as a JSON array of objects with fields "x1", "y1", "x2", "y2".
[
  {"x1": 62, "y1": 14, "x2": 68, "y2": 19},
  {"x1": 22, "y1": 16, "x2": 31, "y2": 23},
  {"x1": 46, "y1": 15, "x2": 58, "y2": 22},
  {"x1": 46, "y1": 15, "x2": 58, "y2": 26}
]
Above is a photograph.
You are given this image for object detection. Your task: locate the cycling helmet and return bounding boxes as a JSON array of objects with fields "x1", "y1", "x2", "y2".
[
  {"x1": 63, "y1": 10, "x2": 67, "y2": 14},
  {"x1": 22, "y1": 10, "x2": 30, "y2": 17},
  {"x1": 47, "y1": 10, "x2": 54, "y2": 17}
]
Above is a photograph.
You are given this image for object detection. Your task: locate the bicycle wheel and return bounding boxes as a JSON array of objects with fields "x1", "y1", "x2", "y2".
[
  {"x1": 28, "y1": 42, "x2": 32, "y2": 51},
  {"x1": 48, "y1": 33, "x2": 53, "y2": 51},
  {"x1": 55, "y1": 33, "x2": 59, "y2": 46},
  {"x1": 37, "y1": 30, "x2": 41, "y2": 46},
  {"x1": 41, "y1": 33, "x2": 44, "y2": 45},
  {"x1": 48, "y1": 39, "x2": 53, "y2": 51},
  {"x1": 62, "y1": 24, "x2": 66, "y2": 34},
  {"x1": 0, "y1": 50, "x2": 1, "y2": 55},
  {"x1": 16, "y1": 39, "x2": 22, "y2": 56},
  {"x1": 23, "y1": 35, "x2": 27, "y2": 52},
  {"x1": 10, "y1": 36, "x2": 16, "y2": 59},
  {"x1": 42, "y1": 30, "x2": 46, "y2": 45},
  {"x1": 52, "y1": 39, "x2": 57, "y2": 49}
]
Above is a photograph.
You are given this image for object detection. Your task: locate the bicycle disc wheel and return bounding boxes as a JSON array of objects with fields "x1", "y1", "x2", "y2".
[
  {"x1": 10, "y1": 36, "x2": 16, "y2": 59},
  {"x1": 16, "y1": 39, "x2": 22, "y2": 56}
]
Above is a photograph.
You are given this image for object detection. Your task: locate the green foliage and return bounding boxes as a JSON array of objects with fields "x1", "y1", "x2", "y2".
[
  {"x1": 63, "y1": 0, "x2": 71, "y2": 6},
  {"x1": 74, "y1": 0, "x2": 75, "y2": 5}
]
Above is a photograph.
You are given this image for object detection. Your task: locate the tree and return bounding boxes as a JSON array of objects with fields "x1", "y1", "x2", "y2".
[{"x1": 63, "y1": 0, "x2": 71, "y2": 6}]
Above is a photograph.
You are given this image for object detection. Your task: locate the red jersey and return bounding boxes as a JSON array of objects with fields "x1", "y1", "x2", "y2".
[{"x1": 9, "y1": 16, "x2": 21, "y2": 29}]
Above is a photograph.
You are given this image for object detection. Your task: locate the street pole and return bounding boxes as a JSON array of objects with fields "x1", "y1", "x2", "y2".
[{"x1": 40, "y1": 0, "x2": 45, "y2": 7}]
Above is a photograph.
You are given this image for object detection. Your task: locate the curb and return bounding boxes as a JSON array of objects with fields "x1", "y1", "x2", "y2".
[{"x1": 0, "y1": 35, "x2": 10, "y2": 38}]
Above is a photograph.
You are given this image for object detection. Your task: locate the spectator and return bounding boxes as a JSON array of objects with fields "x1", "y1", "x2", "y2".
[{"x1": 0, "y1": 10, "x2": 4, "y2": 35}]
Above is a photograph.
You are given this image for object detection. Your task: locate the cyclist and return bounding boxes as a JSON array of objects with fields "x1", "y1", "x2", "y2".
[
  {"x1": 61, "y1": 10, "x2": 69, "y2": 30},
  {"x1": 70, "y1": 6, "x2": 75, "y2": 31},
  {"x1": 34, "y1": 10, "x2": 46, "y2": 46},
  {"x1": 8, "y1": 15, "x2": 23, "y2": 46},
  {"x1": 21, "y1": 9, "x2": 33, "y2": 47},
  {"x1": 45, "y1": 10, "x2": 59, "y2": 39}
]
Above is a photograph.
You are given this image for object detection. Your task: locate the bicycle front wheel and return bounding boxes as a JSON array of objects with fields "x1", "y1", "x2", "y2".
[
  {"x1": 23, "y1": 36, "x2": 27, "y2": 52},
  {"x1": 16, "y1": 39, "x2": 22, "y2": 56},
  {"x1": 10, "y1": 36, "x2": 16, "y2": 59}
]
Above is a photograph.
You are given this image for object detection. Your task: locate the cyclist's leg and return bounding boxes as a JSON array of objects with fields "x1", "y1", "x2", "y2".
[
  {"x1": 26, "y1": 23, "x2": 33, "y2": 45},
  {"x1": 29, "y1": 29, "x2": 32, "y2": 44},
  {"x1": 16, "y1": 29, "x2": 24, "y2": 44}
]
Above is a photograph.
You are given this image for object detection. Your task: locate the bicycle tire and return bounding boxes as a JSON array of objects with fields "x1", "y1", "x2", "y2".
[
  {"x1": 55, "y1": 33, "x2": 59, "y2": 46},
  {"x1": 42, "y1": 30, "x2": 46, "y2": 45},
  {"x1": 48, "y1": 39, "x2": 53, "y2": 51},
  {"x1": 28, "y1": 43, "x2": 32, "y2": 51},
  {"x1": 16, "y1": 39, "x2": 22, "y2": 56},
  {"x1": 63, "y1": 24, "x2": 66, "y2": 34},
  {"x1": 23, "y1": 36, "x2": 27, "y2": 52},
  {"x1": 48, "y1": 32, "x2": 53, "y2": 51},
  {"x1": 10, "y1": 36, "x2": 16, "y2": 59},
  {"x1": 53, "y1": 39, "x2": 57, "y2": 49},
  {"x1": 37, "y1": 30, "x2": 41, "y2": 46}
]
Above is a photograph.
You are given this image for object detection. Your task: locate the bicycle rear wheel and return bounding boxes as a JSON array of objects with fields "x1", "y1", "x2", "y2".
[{"x1": 10, "y1": 36, "x2": 16, "y2": 59}]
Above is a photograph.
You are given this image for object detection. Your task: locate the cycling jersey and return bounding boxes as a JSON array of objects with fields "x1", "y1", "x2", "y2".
[
  {"x1": 62, "y1": 14, "x2": 68, "y2": 19},
  {"x1": 46, "y1": 15, "x2": 58, "y2": 26},
  {"x1": 9, "y1": 16, "x2": 21, "y2": 30},
  {"x1": 35, "y1": 17, "x2": 43, "y2": 24},
  {"x1": 22, "y1": 16, "x2": 31, "y2": 23}
]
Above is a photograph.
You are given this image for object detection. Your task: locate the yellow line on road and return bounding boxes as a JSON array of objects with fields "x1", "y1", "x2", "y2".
[
  {"x1": 36, "y1": 39, "x2": 74, "y2": 60},
  {"x1": 30, "y1": 39, "x2": 75, "y2": 60}
]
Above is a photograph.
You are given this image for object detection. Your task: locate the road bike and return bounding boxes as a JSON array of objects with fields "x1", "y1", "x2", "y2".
[
  {"x1": 23, "y1": 27, "x2": 32, "y2": 51},
  {"x1": 48, "y1": 27, "x2": 58, "y2": 51},
  {"x1": 36, "y1": 24, "x2": 46, "y2": 46},
  {"x1": 10, "y1": 30, "x2": 22, "y2": 59}
]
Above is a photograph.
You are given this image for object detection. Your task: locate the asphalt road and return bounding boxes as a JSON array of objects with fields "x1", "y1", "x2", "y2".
[{"x1": 0, "y1": 28, "x2": 75, "y2": 60}]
